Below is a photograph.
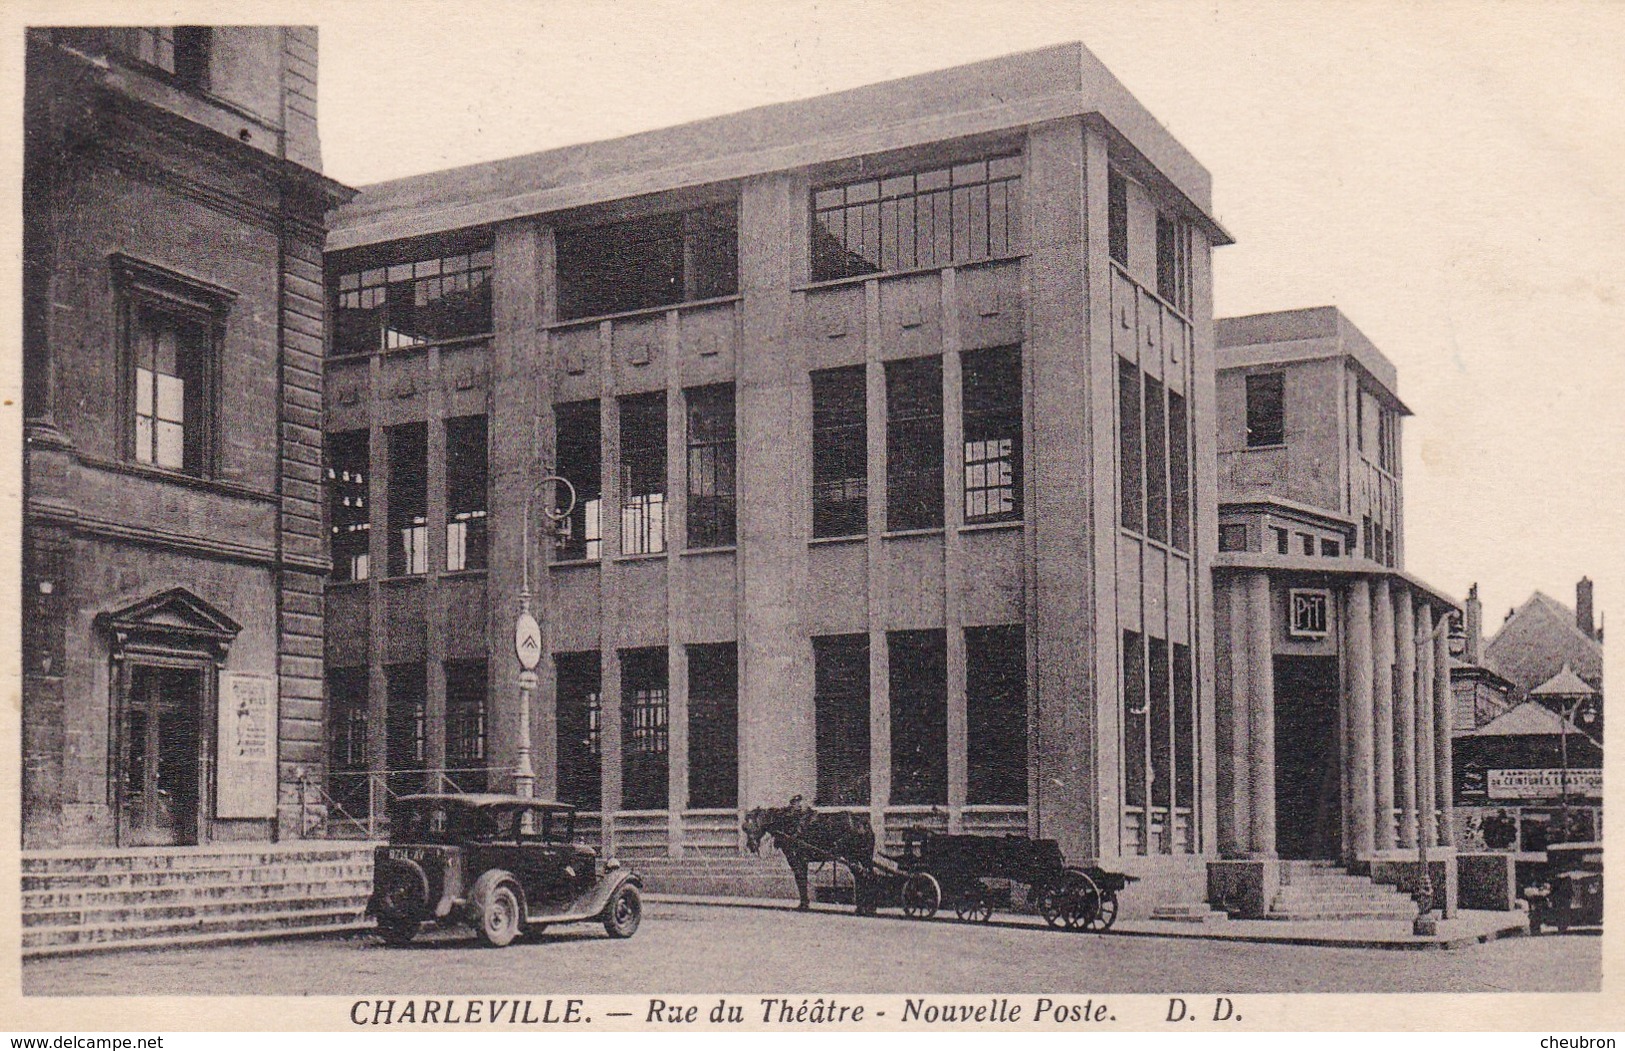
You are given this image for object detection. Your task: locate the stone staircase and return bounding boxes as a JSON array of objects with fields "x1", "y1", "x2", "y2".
[
  {"x1": 629, "y1": 853, "x2": 801, "y2": 901},
  {"x1": 22, "y1": 842, "x2": 375, "y2": 956},
  {"x1": 1265, "y1": 861, "x2": 1418, "y2": 921}
]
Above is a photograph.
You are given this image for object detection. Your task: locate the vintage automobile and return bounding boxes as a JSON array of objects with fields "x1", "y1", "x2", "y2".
[
  {"x1": 367, "y1": 793, "x2": 643, "y2": 947},
  {"x1": 1524, "y1": 840, "x2": 1603, "y2": 934}
]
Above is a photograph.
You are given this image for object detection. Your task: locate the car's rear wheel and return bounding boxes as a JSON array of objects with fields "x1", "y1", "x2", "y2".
[
  {"x1": 603, "y1": 884, "x2": 642, "y2": 939},
  {"x1": 477, "y1": 882, "x2": 522, "y2": 947},
  {"x1": 376, "y1": 915, "x2": 419, "y2": 946}
]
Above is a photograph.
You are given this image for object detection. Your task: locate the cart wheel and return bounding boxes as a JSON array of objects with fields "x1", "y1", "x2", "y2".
[
  {"x1": 901, "y1": 872, "x2": 941, "y2": 920},
  {"x1": 1056, "y1": 870, "x2": 1102, "y2": 931},
  {"x1": 954, "y1": 888, "x2": 993, "y2": 923},
  {"x1": 1086, "y1": 890, "x2": 1119, "y2": 931}
]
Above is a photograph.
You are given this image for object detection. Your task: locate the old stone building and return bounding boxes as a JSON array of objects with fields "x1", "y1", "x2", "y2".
[
  {"x1": 318, "y1": 41, "x2": 1228, "y2": 904},
  {"x1": 22, "y1": 27, "x2": 353, "y2": 849}
]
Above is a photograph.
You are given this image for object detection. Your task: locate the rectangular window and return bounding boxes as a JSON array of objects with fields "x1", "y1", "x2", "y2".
[
  {"x1": 620, "y1": 648, "x2": 669, "y2": 811},
  {"x1": 1173, "y1": 642, "x2": 1194, "y2": 812},
  {"x1": 129, "y1": 302, "x2": 212, "y2": 474},
  {"x1": 555, "y1": 652, "x2": 602, "y2": 809},
  {"x1": 889, "y1": 629, "x2": 947, "y2": 805},
  {"x1": 1300, "y1": 533, "x2": 1316, "y2": 556},
  {"x1": 1122, "y1": 631, "x2": 1146, "y2": 810},
  {"x1": 1320, "y1": 537, "x2": 1342, "y2": 558},
  {"x1": 1218, "y1": 523, "x2": 1248, "y2": 552},
  {"x1": 1108, "y1": 170, "x2": 1129, "y2": 267},
  {"x1": 1245, "y1": 372, "x2": 1285, "y2": 447},
  {"x1": 445, "y1": 415, "x2": 488, "y2": 572},
  {"x1": 1379, "y1": 407, "x2": 1399, "y2": 474},
  {"x1": 686, "y1": 384, "x2": 736, "y2": 548},
  {"x1": 385, "y1": 662, "x2": 426, "y2": 795},
  {"x1": 962, "y1": 346, "x2": 1022, "y2": 524},
  {"x1": 326, "y1": 430, "x2": 371, "y2": 582},
  {"x1": 334, "y1": 248, "x2": 493, "y2": 356},
  {"x1": 386, "y1": 422, "x2": 428, "y2": 576},
  {"x1": 326, "y1": 667, "x2": 369, "y2": 817},
  {"x1": 886, "y1": 356, "x2": 944, "y2": 531},
  {"x1": 554, "y1": 400, "x2": 602, "y2": 561},
  {"x1": 619, "y1": 393, "x2": 667, "y2": 555},
  {"x1": 813, "y1": 634, "x2": 870, "y2": 806},
  {"x1": 687, "y1": 642, "x2": 738, "y2": 809},
  {"x1": 1148, "y1": 636, "x2": 1171, "y2": 810},
  {"x1": 556, "y1": 204, "x2": 737, "y2": 320},
  {"x1": 811, "y1": 155, "x2": 1020, "y2": 281},
  {"x1": 1168, "y1": 389, "x2": 1190, "y2": 552},
  {"x1": 1384, "y1": 527, "x2": 1395, "y2": 568},
  {"x1": 1119, "y1": 360, "x2": 1143, "y2": 531},
  {"x1": 966, "y1": 625, "x2": 1027, "y2": 805},
  {"x1": 444, "y1": 659, "x2": 487, "y2": 792},
  {"x1": 1362, "y1": 515, "x2": 1374, "y2": 560},
  {"x1": 1155, "y1": 212, "x2": 1191, "y2": 313},
  {"x1": 1272, "y1": 526, "x2": 1291, "y2": 555},
  {"x1": 811, "y1": 366, "x2": 868, "y2": 537},
  {"x1": 1144, "y1": 375, "x2": 1168, "y2": 542}
]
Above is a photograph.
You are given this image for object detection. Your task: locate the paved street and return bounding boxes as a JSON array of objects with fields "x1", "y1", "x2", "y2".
[{"x1": 23, "y1": 902, "x2": 1599, "y2": 996}]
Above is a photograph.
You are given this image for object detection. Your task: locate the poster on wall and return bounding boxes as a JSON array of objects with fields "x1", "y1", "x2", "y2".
[
  {"x1": 1487, "y1": 767, "x2": 1603, "y2": 800},
  {"x1": 217, "y1": 672, "x2": 278, "y2": 819}
]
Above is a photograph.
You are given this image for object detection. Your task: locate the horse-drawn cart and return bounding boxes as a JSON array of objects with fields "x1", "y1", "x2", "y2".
[{"x1": 887, "y1": 828, "x2": 1136, "y2": 931}]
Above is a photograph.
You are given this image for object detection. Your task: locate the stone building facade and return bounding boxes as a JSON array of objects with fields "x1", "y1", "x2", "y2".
[
  {"x1": 318, "y1": 42, "x2": 1229, "y2": 895},
  {"x1": 21, "y1": 27, "x2": 352, "y2": 848},
  {"x1": 1208, "y1": 308, "x2": 1462, "y2": 914}
]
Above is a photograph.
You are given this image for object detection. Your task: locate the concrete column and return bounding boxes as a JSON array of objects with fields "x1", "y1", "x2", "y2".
[
  {"x1": 1346, "y1": 579, "x2": 1375, "y2": 861},
  {"x1": 665, "y1": 311, "x2": 686, "y2": 856},
  {"x1": 941, "y1": 269, "x2": 966, "y2": 832},
  {"x1": 1415, "y1": 601, "x2": 1437, "y2": 850},
  {"x1": 1394, "y1": 589, "x2": 1417, "y2": 848},
  {"x1": 1372, "y1": 577, "x2": 1396, "y2": 851},
  {"x1": 1434, "y1": 620, "x2": 1454, "y2": 848},
  {"x1": 423, "y1": 346, "x2": 447, "y2": 792},
  {"x1": 1218, "y1": 575, "x2": 1251, "y2": 857},
  {"x1": 864, "y1": 279, "x2": 890, "y2": 832},
  {"x1": 598, "y1": 328, "x2": 621, "y2": 853},
  {"x1": 1245, "y1": 572, "x2": 1275, "y2": 857}
]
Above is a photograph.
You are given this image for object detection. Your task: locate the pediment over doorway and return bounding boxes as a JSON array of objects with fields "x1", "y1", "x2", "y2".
[{"x1": 95, "y1": 587, "x2": 242, "y2": 662}]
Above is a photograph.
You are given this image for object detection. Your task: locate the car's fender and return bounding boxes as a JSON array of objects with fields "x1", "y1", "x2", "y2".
[
  {"x1": 465, "y1": 868, "x2": 526, "y2": 929},
  {"x1": 584, "y1": 866, "x2": 643, "y2": 918}
]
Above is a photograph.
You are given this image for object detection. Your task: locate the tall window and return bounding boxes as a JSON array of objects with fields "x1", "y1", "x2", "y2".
[
  {"x1": 1245, "y1": 372, "x2": 1285, "y2": 448},
  {"x1": 811, "y1": 155, "x2": 1020, "y2": 281},
  {"x1": 1122, "y1": 631, "x2": 1146, "y2": 813},
  {"x1": 967, "y1": 625, "x2": 1027, "y2": 805},
  {"x1": 1108, "y1": 170, "x2": 1129, "y2": 266},
  {"x1": 886, "y1": 356, "x2": 944, "y2": 531},
  {"x1": 327, "y1": 430, "x2": 370, "y2": 582},
  {"x1": 386, "y1": 422, "x2": 428, "y2": 576},
  {"x1": 556, "y1": 204, "x2": 737, "y2": 320},
  {"x1": 619, "y1": 393, "x2": 667, "y2": 555},
  {"x1": 962, "y1": 346, "x2": 1022, "y2": 524},
  {"x1": 445, "y1": 415, "x2": 488, "y2": 572},
  {"x1": 1156, "y1": 212, "x2": 1191, "y2": 314},
  {"x1": 334, "y1": 247, "x2": 493, "y2": 356},
  {"x1": 813, "y1": 634, "x2": 870, "y2": 806},
  {"x1": 1168, "y1": 389, "x2": 1191, "y2": 552},
  {"x1": 620, "y1": 648, "x2": 669, "y2": 810},
  {"x1": 444, "y1": 660, "x2": 487, "y2": 792},
  {"x1": 686, "y1": 384, "x2": 736, "y2": 548},
  {"x1": 1144, "y1": 375, "x2": 1168, "y2": 542},
  {"x1": 687, "y1": 643, "x2": 738, "y2": 809},
  {"x1": 385, "y1": 662, "x2": 426, "y2": 794},
  {"x1": 1119, "y1": 360, "x2": 1143, "y2": 531},
  {"x1": 326, "y1": 667, "x2": 369, "y2": 816},
  {"x1": 1148, "y1": 636, "x2": 1171, "y2": 812},
  {"x1": 812, "y1": 366, "x2": 868, "y2": 538},
  {"x1": 555, "y1": 652, "x2": 602, "y2": 809},
  {"x1": 1173, "y1": 642, "x2": 1195, "y2": 815},
  {"x1": 127, "y1": 302, "x2": 213, "y2": 475},
  {"x1": 554, "y1": 400, "x2": 602, "y2": 561},
  {"x1": 890, "y1": 630, "x2": 947, "y2": 805}
]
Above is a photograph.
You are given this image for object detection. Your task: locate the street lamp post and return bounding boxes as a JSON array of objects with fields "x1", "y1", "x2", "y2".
[{"x1": 512, "y1": 473, "x2": 575, "y2": 799}]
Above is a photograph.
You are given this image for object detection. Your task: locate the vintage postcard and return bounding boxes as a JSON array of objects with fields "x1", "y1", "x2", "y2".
[{"x1": 4, "y1": 0, "x2": 1621, "y2": 1036}]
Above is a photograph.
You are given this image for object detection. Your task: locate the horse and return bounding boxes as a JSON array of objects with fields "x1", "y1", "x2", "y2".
[{"x1": 742, "y1": 796, "x2": 878, "y2": 915}]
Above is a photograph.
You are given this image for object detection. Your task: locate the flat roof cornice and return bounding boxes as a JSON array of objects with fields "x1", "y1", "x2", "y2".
[{"x1": 329, "y1": 42, "x2": 1230, "y2": 251}]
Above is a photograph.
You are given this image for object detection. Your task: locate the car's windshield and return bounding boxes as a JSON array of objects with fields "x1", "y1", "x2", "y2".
[{"x1": 388, "y1": 801, "x2": 576, "y2": 845}]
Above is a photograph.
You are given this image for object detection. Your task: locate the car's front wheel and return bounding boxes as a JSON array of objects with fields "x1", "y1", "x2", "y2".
[
  {"x1": 476, "y1": 882, "x2": 523, "y2": 947},
  {"x1": 603, "y1": 884, "x2": 642, "y2": 939}
]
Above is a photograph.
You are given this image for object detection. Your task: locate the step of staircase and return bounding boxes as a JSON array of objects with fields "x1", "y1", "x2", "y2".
[
  {"x1": 1149, "y1": 903, "x2": 1230, "y2": 925},
  {"x1": 22, "y1": 842, "x2": 375, "y2": 956},
  {"x1": 1264, "y1": 863, "x2": 1419, "y2": 921}
]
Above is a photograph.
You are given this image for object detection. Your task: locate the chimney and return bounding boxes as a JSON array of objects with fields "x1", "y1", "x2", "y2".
[
  {"x1": 1465, "y1": 583, "x2": 1482, "y2": 664},
  {"x1": 1577, "y1": 577, "x2": 1595, "y2": 640}
]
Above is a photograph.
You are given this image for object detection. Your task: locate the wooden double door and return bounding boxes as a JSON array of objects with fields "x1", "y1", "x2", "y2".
[{"x1": 117, "y1": 661, "x2": 208, "y2": 846}]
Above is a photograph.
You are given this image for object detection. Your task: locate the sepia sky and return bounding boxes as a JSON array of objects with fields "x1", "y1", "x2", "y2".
[{"x1": 309, "y1": 1, "x2": 1621, "y2": 632}]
